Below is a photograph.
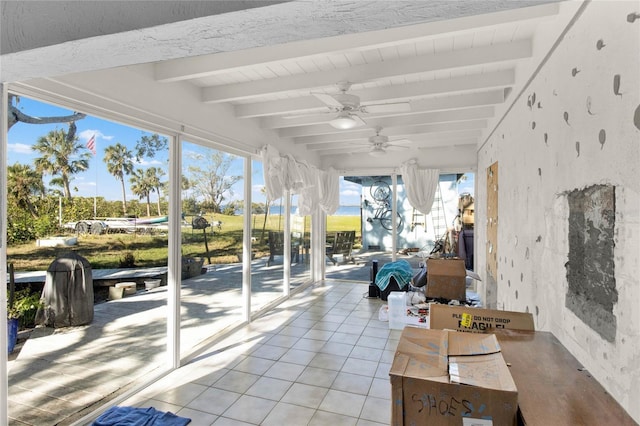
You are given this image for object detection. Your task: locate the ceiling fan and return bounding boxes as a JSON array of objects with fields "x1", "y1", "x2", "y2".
[
  {"x1": 310, "y1": 82, "x2": 411, "y2": 129},
  {"x1": 359, "y1": 127, "x2": 411, "y2": 157}
]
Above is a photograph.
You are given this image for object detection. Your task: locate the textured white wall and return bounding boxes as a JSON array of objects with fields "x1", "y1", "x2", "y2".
[{"x1": 477, "y1": 1, "x2": 640, "y2": 421}]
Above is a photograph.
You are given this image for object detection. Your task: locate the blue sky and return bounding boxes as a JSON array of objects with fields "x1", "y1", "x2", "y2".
[{"x1": 7, "y1": 96, "x2": 473, "y2": 207}]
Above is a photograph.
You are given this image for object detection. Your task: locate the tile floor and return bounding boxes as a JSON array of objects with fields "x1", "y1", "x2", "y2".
[{"x1": 121, "y1": 280, "x2": 400, "y2": 425}]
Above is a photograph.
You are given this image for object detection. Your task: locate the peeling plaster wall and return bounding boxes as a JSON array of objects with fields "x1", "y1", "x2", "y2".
[{"x1": 476, "y1": 1, "x2": 640, "y2": 421}]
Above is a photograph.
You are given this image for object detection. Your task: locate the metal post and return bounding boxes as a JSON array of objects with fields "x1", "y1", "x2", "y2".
[
  {"x1": 1, "y1": 82, "x2": 10, "y2": 425},
  {"x1": 167, "y1": 133, "x2": 182, "y2": 369}
]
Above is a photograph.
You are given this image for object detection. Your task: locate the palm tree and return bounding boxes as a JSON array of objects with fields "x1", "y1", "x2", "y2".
[
  {"x1": 145, "y1": 167, "x2": 166, "y2": 216},
  {"x1": 104, "y1": 143, "x2": 134, "y2": 215},
  {"x1": 32, "y1": 122, "x2": 90, "y2": 199},
  {"x1": 7, "y1": 163, "x2": 45, "y2": 218},
  {"x1": 130, "y1": 168, "x2": 154, "y2": 216}
]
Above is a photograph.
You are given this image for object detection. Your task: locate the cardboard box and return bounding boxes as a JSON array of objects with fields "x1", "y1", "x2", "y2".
[
  {"x1": 462, "y1": 204, "x2": 474, "y2": 225},
  {"x1": 390, "y1": 328, "x2": 518, "y2": 426},
  {"x1": 429, "y1": 304, "x2": 534, "y2": 333},
  {"x1": 426, "y1": 258, "x2": 466, "y2": 301}
]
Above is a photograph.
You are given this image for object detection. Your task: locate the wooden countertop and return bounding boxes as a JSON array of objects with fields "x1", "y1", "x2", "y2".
[{"x1": 494, "y1": 329, "x2": 636, "y2": 426}]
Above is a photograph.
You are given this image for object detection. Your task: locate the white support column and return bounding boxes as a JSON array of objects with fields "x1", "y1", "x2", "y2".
[
  {"x1": 167, "y1": 134, "x2": 182, "y2": 369},
  {"x1": 243, "y1": 159, "x2": 252, "y2": 322},
  {"x1": 1, "y1": 83, "x2": 9, "y2": 426},
  {"x1": 392, "y1": 173, "x2": 398, "y2": 262},
  {"x1": 314, "y1": 208, "x2": 327, "y2": 282},
  {"x1": 283, "y1": 191, "x2": 291, "y2": 297}
]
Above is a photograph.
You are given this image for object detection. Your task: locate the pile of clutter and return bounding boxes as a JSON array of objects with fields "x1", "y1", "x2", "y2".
[{"x1": 371, "y1": 257, "x2": 481, "y2": 327}]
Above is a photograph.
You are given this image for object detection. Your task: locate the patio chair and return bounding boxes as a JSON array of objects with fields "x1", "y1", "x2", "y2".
[
  {"x1": 267, "y1": 231, "x2": 300, "y2": 266},
  {"x1": 326, "y1": 230, "x2": 356, "y2": 265}
]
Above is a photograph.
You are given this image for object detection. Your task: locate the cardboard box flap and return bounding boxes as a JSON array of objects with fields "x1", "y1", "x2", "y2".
[
  {"x1": 447, "y1": 330, "x2": 501, "y2": 356},
  {"x1": 429, "y1": 304, "x2": 535, "y2": 333},
  {"x1": 449, "y1": 352, "x2": 517, "y2": 392},
  {"x1": 427, "y1": 258, "x2": 466, "y2": 276},
  {"x1": 391, "y1": 327, "x2": 448, "y2": 378}
]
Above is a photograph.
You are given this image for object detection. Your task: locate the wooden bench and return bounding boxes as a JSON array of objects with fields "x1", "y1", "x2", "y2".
[{"x1": 495, "y1": 329, "x2": 635, "y2": 425}]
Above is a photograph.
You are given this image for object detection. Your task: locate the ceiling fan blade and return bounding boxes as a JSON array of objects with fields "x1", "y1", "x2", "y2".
[
  {"x1": 283, "y1": 110, "x2": 332, "y2": 119},
  {"x1": 389, "y1": 138, "x2": 412, "y2": 145},
  {"x1": 351, "y1": 114, "x2": 367, "y2": 127},
  {"x1": 312, "y1": 92, "x2": 344, "y2": 108},
  {"x1": 362, "y1": 102, "x2": 411, "y2": 114},
  {"x1": 386, "y1": 145, "x2": 410, "y2": 151}
]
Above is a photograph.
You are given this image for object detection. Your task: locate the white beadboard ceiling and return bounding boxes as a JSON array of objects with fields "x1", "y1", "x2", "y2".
[
  {"x1": 149, "y1": 1, "x2": 563, "y2": 165},
  {"x1": 3, "y1": 0, "x2": 572, "y2": 172}
]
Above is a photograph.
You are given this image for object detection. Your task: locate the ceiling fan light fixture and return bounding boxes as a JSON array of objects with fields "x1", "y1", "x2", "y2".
[
  {"x1": 369, "y1": 146, "x2": 386, "y2": 157},
  {"x1": 329, "y1": 111, "x2": 358, "y2": 129}
]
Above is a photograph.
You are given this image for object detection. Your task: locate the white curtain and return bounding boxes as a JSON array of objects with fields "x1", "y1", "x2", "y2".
[
  {"x1": 261, "y1": 145, "x2": 339, "y2": 216},
  {"x1": 399, "y1": 159, "x2": 439, "y2": 215},
  {"x1": 318, "y1": 168, "x2": 339, "y2": 215},
  {"x1": 260, "y1": 145, "x2": 283, "y2": 201},
  {"x1": 295, "y1": 161, "x2": 317, "y2": 216}
]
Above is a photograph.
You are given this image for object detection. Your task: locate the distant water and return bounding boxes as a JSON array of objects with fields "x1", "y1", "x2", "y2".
[{"x1": 268, "y1": 205, "x2": 360, "y2": 216}]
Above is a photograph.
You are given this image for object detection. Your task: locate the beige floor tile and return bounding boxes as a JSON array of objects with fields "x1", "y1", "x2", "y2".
[
  {"x1": 278, "y1": 325, "x2": 312, "y2": 337},
  {"x1": 265, "y1": 333, "x2": 301, "y2": 349},
  {"x1": 331, "y1": 371, "x2": 373, "y2": 395},
  {"x1": 186, "y1": 388, "x2": 241, "y2": 415},
  {"x1": 221, "y1": 394, "x2": 277, "y2": 424},
  {"x1": 245, "y1": 376, "x2": 293, "y2": 401},
  {"x1": 176, "y1": 407, "x2": 218, "y2": 425},
  {"x1": 261, "y1": 402, "x2": 316, "y2": 426},
  {"x1": 303, "y1": 328, "x2": 335, "y2": 341},
  {"x1": 149, "y1": 382, "x2": 208, "y2": 406},
  {"x1": 211, "y1": 416, "x2": 254, "y2": 425},
  {"x1": 309, "y1": 410, "x2": 358, "y2": 426},
  {"x1": 356, "y1": 335, "x2": 388, "y2": 350},
  {"x1": 281, "y1": 382, "x2": 329, "y2": 409},
  {"x1": 279, "y1": 348, "x2": 317, "y2": 366},
  {"x1": 320, "y1": 341, "x2": 354, "y2": 357},
  {"x1": 232, "y1": 355, "x2": 275, "y2": 375},
  {"x1": 359, "y1": 396, "x2": 390, "y2": 423},
  {"x1": 293, "y1": 337, "x2": 327, "y2": 352},
  {"x1": 341, "y1": 358, "x2": 379, "y2": 377},
  {"x1": 213, "y1": 370, "x2": 260, "y2": 394},
  {"x1": 368, "y1": 378, "x2": 391, "y2": 400},
  {"x1": 349, "y1": 345, "x2": 383, "y2": 362},
  {"x1": 374, "y1": 362, "x2": 391, "y2": 379},
  {"x1": 297, "y1": 366, "x2": 338, "y2": 388},
  {"x1": 309, "y1": 353, "x2": 347, "y2": 371},
  {"x1": 319, "y1": 389, "x2": 366, "y2": 418},
  {"x1": 263, "y1": 360, "x2": 306, "y2": 381}
]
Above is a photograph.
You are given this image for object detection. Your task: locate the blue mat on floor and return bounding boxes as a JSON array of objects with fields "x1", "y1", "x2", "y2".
[{"x1": 92, "y1": 406, "x2": 191, "y2": 426}]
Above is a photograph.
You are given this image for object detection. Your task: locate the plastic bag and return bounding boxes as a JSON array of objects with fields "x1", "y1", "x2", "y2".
[
  {"x1": 407, "y1": 291, "x2": 426, "y2": 305},
  {"x1": 379, "y1": 304, "x2": 389, "y2": 322}
]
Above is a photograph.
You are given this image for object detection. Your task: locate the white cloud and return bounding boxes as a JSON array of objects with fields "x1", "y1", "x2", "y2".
[
  {"x1": 136, "y1": 159, "x2": 163, "y2": 166},
  {"x1": 341, "y1": 189, "x2": 360, "y2": 197},
  {"x1": 7, "y1": 143, "x2": 33, "y2": 154},
  {"x1": 78, "y1": 129, "x2": 114, "y2": 142}
]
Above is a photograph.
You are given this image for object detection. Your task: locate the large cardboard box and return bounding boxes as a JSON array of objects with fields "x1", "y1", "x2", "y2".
[
  {"x1": 426, "y1": 258, "x2": 466, "y2": 301},
  {"x1": 429, "y1": 304, "x2": 534, "y2": 333},
  {"x1": 390, "y1": 327, "x2": 518, "y2": 425}
]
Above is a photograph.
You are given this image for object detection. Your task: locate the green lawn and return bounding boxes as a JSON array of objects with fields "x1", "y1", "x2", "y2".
[{"x1": 7, "y1": 214, "x2": 361, "y2": 271}]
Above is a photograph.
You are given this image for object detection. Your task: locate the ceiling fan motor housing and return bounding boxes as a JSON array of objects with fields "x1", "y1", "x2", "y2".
[{"x1": 369, "y1": 134, "x2": 389, "y2": 144}]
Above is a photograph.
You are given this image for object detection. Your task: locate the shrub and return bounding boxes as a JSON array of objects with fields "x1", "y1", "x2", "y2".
[{"x1": 119, "y1": 252, "x2": 136, "y2": 268}]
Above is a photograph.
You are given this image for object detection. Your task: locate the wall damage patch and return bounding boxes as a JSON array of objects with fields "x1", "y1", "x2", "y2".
[{"x1": 565, "y1": 184, "x2": 617, "y2": 342}]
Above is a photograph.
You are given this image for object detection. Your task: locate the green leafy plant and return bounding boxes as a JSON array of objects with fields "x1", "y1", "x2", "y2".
[{"x1": 7, "y1": 288, "x2": 42, "y2": 324}]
